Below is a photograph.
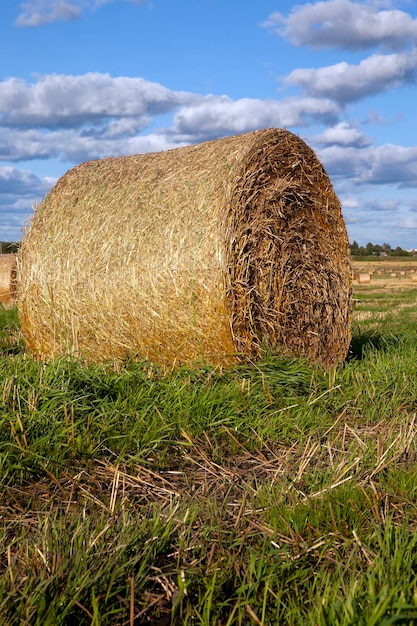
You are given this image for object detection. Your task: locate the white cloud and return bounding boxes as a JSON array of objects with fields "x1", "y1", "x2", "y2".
[
  {"x1": 0, "y1": 124, "x2": 188, "y2": 163},
  {"x1": 0, "y1": 165, "x2": 51, "y2": 194},
  {"x1": 2, "y1": 70, "x2": 417, "y2": 195},
  {"x1": 358, "y1": 144, "x2": 417, "y2": 186},
  {"x1": 359, "y1": 197, "x2": 402, "y2": 213},
  {"x1": 341, "y1": 196, "x2": 360, "y2": 210},
  {"x1": 0, "y1": 72, "x2": 342, "y2": 162},
  {"x1": 1, "y1": 73, "x2": 416, "y2": 197},
  {"x1": 0, "y1": 166, "x2": 55, "y2": 240},
  {"x1": 283, "y1": 49, "x2": 417, "y2": 104},
  {"x1": 93, "y1": 0, "x2": 146, "y2": 5},
  {"x1": 318, "y1": 143, "x2": 417, "y2": 187},
  {"x1": 313, "y1": 122, "x2": 371, "y2": 147},
  {"x1": 1, "y1": 69, "x2": 417, "y2": 244},
  {"x1": 16, "y1": 0, "x2": 80, "y2": 26},
  {"x1": 0, "y1": 128, "x2": 58, "y2": 161},
  {"x1": 0, "y1": 73, "x2": 197, "y2": 127},
  {"x1": 15, "y1": 0, "x2": 147, "y2": 26},
  {"x1": 262, "y1": 0, "x2": 417, "y2": 51},
  {"x1": 341, "y1": 193, "x2": 417, "y2": 248},
  {"x1": 0, "y1": 95, "x2": 340, "y2": 164},
  {"x1": 170, "y1": 95, "x2": 340, "y2": 142}
]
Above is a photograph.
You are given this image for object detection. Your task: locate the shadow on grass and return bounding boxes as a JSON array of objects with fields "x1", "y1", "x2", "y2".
[
  {"x1": 0, "y1": 307, "x2": 24, "y2": 357},
  {"x1": 0, "y1": 341, "x2": 24, "y2": 357},
  {"x1": 348, "y1": 328, "x2": 404, "y2": 361},
  {"x1": 348, "y1": 330, "x2": 384, "y2": 361}
]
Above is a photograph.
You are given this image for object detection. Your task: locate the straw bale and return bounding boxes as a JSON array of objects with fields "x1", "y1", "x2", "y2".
[
  {"x1": 17, "y1": 128, "x2": 352, "y2": 368},
  {"x1": 358, "y1": 273, "x2": 371, "y2": 284},
  {"x1": 412, "y1": 273, "x2": 417, "y2": 283},
  {"x1": 0, "y1": 254, "x2": 17, "y2": 308}
]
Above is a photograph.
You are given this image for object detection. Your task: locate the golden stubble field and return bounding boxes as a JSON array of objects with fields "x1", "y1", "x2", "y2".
[
  {"x1": 351, "y1": 257, "x2": 417, "y2": 289},
  {"x1": 351, "y1": 257, "x2": 417, "y2": 324}
]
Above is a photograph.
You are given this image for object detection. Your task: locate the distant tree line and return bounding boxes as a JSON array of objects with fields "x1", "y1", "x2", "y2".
[
  {"x1": 350, "y1": 241, "x2": 415, "y2": 257},
  {"x1": 0, "y1": 242, "x2": 19, "y2": 254},
  {"x1": 2, "y1": 239, "x2": 415, "y2": 258}
]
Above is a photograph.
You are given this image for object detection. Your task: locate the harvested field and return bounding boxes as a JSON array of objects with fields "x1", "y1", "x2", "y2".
[
  {"x1": 3, "y1": 272, "x2": 417, "y2": 624},
  {"x1": 18, "y1": 128, "x2": 351, "y2": 368},
  {"x1": 352, "y1": 258, "x2": 417, "y2": 289},
  {"x1": 351, "y1": 258, "x2": 417, "y2": 330},
  {"x1": 357, "y1": 272, "x2": 371, "y2": 284}
]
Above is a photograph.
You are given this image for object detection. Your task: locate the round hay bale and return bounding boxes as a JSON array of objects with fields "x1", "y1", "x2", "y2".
[
  {"x1": 358, "y1": 272, "x2": 371, "y2": 284},
  {"x1": 17, "y1": 128, "x2": 352, "y2": 368},
  {"x1": 412, "y1": 273, "x2": 417, "y2": 283},
  {"x1": 0, "y1": 253, "x2": 17, "y2": 308}
]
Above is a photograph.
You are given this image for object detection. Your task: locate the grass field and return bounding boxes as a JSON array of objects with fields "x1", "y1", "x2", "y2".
[{"x1": 2, "y1": 261, "x2": 417, "y2": 625}]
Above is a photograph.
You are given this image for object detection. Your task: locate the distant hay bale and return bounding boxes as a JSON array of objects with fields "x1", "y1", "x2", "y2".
[
  {"x1": 0, "y1": 254, "x2": 17, "y2": 308},
  {"x1": 358, "y1": 273, "x2": 371, "y2": 284},
  {"x1": 17, "y1": 128, "x2": 352, "y2": 369},
  {"x1": 391, "y1": 272, "x2": 397, "y2": 278},
  {"x1": 412, "y1": 273, "x2": 417, "y2": 283}
]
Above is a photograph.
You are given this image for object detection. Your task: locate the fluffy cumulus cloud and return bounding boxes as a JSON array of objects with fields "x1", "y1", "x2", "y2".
[
  {"x1": 341, "y1": 194, "x2": 417, "y2": 248},
  {"x1": 0, "y1": 123, "x2": 178, "y2": 164},
  {"x1": 284, "y1": 49, "x2": 417, "y2": 104},
  {"x1": 262, "y1": 0, "x2": 417, "y2": 148},
  {"x1": 361, "y1": 198, "x2": 404, "y2": 214},
  {"x1": 0, "y1": 166, "x2": 51, "y2": 195},
  {"x1": 0, "y1": 73, "x2": 197, "y2": 128},
  {"x1": 0, "y1": 73, "x2": 343, "y2": 162},
  {"x1": 313, "y1": 122, "x2": 371, "y2": 148},
  {"x1": 318, "y1": 143, "x2": 417, "y2": 188},
  {"x1": 170, "y1": 95, "x2": 340, "y2": 142},
  {"x1": 358, "y1": 144, "x2": 417, "y2": 187},
  {"x1": 0, "y1": 67, "x2": 416, "y2": 185},
  {"x1": 262, "y1": 0, "x2": 417, "y2": 51},
  {"x1": 16, "y1": 0, "x2": 81, "y2": 26},
  {"x1": 1, "y1": 70, "x2": 416, "y2": 192},
  {"x1": 15, "y1": 0, "x2": 146, "y2": 26},
  {"x1": 3, "y1": 2, "x2": 416, "y2": 246},
  {"x1": 0, "y1": 166, "x2": 55, "y2": 239}
]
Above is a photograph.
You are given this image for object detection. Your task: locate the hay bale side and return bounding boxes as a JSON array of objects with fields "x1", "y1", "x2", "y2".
[
  {"x1": 358, "y1": 273, "x2": 371, "y2": 284},
  {"x1": 17, "y1": 128, "x2": 352, "y2": 368},
  {"x1": 0, "y1": 254, "x2": 17, "y2": 308}
]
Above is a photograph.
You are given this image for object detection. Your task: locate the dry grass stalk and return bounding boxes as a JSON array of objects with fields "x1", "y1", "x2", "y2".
[
  {"x1": 17, "y1": 128, "x2": 351, "y2": 368},
  {"x1": 0, "y1": 254, "x2": 17, "y2": 308}
]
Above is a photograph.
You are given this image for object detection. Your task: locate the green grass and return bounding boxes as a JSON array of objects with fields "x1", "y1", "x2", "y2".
[{"x1": 2, "y1": 292, "x2": 417, "y2": 625}]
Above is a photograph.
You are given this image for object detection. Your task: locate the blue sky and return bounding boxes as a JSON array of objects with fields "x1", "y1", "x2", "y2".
[{"x1": 1, "y1": 0, "x2": 417, "y2": 248}]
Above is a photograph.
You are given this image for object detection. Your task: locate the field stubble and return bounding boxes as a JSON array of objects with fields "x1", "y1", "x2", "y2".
[{"x1": 2, "y1": 269, "x2": 417, "y2": 624}]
